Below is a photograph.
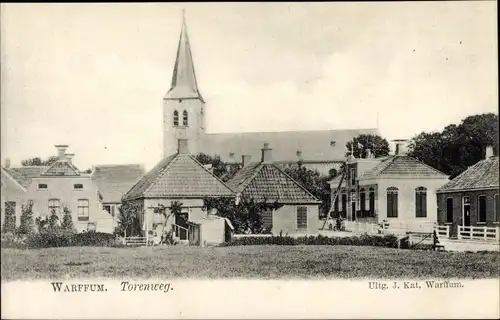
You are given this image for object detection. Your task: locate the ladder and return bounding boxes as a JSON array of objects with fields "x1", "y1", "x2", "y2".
[{"x1": 321, "y1": 168, "x2": 347, "y2": 230}]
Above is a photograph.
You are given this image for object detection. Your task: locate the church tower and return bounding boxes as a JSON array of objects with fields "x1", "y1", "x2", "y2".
[{"x1": 163, "y1": 13, "x2": 205, "y2": 157}]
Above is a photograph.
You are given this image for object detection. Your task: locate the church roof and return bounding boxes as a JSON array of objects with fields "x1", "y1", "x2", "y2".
[
  {"x1": 437, "y1": 156, "x2": 499, "y2": 193},
  {"x1": 91, "y1": 164, "x2": 146, "y2": 203},
  {"x1": 123, "y1": 153, "x2": 234, "y2": 201},
  {"x1": 9, "y1": 166, "x2": 49, "y2": 184},
  {"x1": 359, "y1": 155, "x2": 448, "y2": 180},
  {"x1": 165, "y1": 14, "x2": 204, "y2": 102},
  {"x1": 199, "y1": 128, "x2": 379, "y2": 163},
  {"x1": 226, "y1": 162, "x2": 321, "y2": 204}
]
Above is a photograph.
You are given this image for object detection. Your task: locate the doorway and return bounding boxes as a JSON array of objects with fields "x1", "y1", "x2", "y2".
[
  {"x1": 462, "y1": 197, "x2": 471, "y2": 226},
  {"x1": 175, "y1": 208, "x2": 189, "y2": 240},
  {"x1": 351, "y1": 201, "x2": 356, "y2": 221}
]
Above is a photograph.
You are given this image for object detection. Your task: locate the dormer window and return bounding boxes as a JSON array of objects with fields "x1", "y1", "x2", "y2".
[
  {"x1": 173, "y1": 110, "x2": 179, "y2": 126},
  {"x1": 183, "y1": 110, "x2": 188, "y2": 126},
  {"x1": 38, "y1": 183, "x2": 48, "y2": 190},
  {"x1": 74, "y1": 183, "x2": 83, "y2": 190}
]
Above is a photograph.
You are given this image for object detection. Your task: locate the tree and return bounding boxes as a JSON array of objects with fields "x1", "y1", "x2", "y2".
[
  {"x1": 60, "y1": 205, "x2": 75, "y2": 235},
  {"x1": 203, "y1": 196, "x2": 282, "y2": 234},
  {"x1": 195, "y1": 153, "x2": 241, "y2": 182},
  {"x1": 2, "y1": 202, "x2": 17, "y2": 233},
  {"x1": 115, "y1": 202, "x2": 138, "y2": 238},
  {"x1": 18, "y1": 200, "x2": 36, "y2": 235},
  {"x1": 345, "y1": 134, "x2": 390, "y2": 158},
  {"x1": 21, "y1": 156, "x2": 59, "y2": 167},
  {"x1": 47, "y1": 209, "x2": 60, "y2": 235},
  {"x1": 408, "y1": 113, "x2": 499, "y2": 179},
  {"x1": 284, "y1": 163, "x2": 331, "y2": 218}
]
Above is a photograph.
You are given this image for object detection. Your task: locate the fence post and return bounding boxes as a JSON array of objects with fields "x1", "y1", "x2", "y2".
[
  {"x1": 496, "y1": 227, "x2": 500, "y2": 242},
  {"x1": 457, "y1": 226, "x2": 462, "y2": 240},
  {"x1": 484, "y1": 226, "x2": 488, "y2": 241},
  {"x1": 446, "y1": 225, "x2": 449, "y2": 238}
]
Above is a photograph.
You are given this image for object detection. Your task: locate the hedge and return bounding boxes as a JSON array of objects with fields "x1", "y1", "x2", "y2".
[
  {"x1": 227, "y1": 234, "x2": 399, "y2": 248},
  {"x1": 1, "y1": 231, "x2": 115, "y2": 249}
]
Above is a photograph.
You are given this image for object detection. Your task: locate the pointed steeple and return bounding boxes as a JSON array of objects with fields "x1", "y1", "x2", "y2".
[{"x1": 165, "y1": 11, "x2": 204, "y2": 102}]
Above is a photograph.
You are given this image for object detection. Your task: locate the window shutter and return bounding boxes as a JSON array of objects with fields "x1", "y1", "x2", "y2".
[
  {"x1": 422, "y1": 193, "x2": 427, "y2": 217},
  {"x1": 415, "y1": 193, "x2": 421, "y2": 217},
  {"x1": 393, "y1": 193, "x2": 398, "y2": 218},
  {"x1": 387, "y1": 194, "x2": 393, "y2": 217}
]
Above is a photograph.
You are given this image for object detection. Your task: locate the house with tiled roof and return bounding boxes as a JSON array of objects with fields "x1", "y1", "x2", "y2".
[
  {"x1": 329, "y1": 141, "x2": 449, "y2": 229},
  {"x1": 122, "y1": 139, "x2": 235, "y2": 241},
  {"x1": 436, "y1": 146, "x2": 499, "y2": 237},
  {"x1": 226, "y1": 144, "x2": 322, "y2": 236},
  {"x1": 1, "y1": 159, "x2": 29, "y2": 229},
  {"x1": 91, "y1": 164, "x2": 145, "y2": 228},
  {"x1": 24, "y1": 145, "x2": 114, "y2": 233}
]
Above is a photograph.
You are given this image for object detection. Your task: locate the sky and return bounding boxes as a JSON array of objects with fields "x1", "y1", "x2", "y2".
[{"x1": 1, "y1": 2, "x2": 498, "y2": 170}]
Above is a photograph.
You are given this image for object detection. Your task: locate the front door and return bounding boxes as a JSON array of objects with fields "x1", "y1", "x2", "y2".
[
  {"x1": 351, "y1": 201, "x2": 356, "y2": 221},
  {"x1": 462, "y1": 197, "x2": 471, "y2": 227},
  {"x1": 175, "y1": 209, "x2": 189, "y2": 240}
]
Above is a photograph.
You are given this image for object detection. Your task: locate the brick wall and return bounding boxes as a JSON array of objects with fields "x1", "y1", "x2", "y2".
[{"x1": 437, "y1": 188, "x2": 500, "y2": 237}]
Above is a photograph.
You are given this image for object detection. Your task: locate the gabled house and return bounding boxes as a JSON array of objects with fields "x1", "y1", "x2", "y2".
[
  {"x1": 1, "y1": 159, "x2": 29, "y2": 229},
  {"x1": 436, "y1": 146, "x2": 499, "y2": 237},
  {"x1": 329, "y1": 141, "x2": 449, "y2": 229},
  {"x1": 25, "y1": 145, "x2": 114, "y2": 233},
  {"x1": 91, "y1": 164, "x2": 145, "y2": 228},
  {"x1": 226, "y1": 145, "x2": 322, "y2": 236},
  {"x1": 122, "y1": 139, "x2": 235, "y2": 241}
]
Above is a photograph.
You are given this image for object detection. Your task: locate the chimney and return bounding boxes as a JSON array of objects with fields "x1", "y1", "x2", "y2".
[
  {"x1": 393, "y1": 140, "x2": 408, "y2": 156},
  {"x1": 365, "y1": 149, "x2": 372, "y2": 159},
  {"x1": 55, "y1": 145, "x2": 69, "y2": 161},
  {"x1": 485, "y1": 146, "x2": 495, "y2": 159},
  {"x1": 261, "y1": 144, "x2": 272, "y2": 163},
  {"x1": 178, "y1": 139, "x2": 189, "y2": 154},
  {"x1": 242, "y1": 155, "x2": 251, "y2": 167},
  {"x1": 65, "y1": 153, "x2": 75, "y2": 164},
  {"x1": 4, "y1": 158, "x2": 10, "y2": 169}
]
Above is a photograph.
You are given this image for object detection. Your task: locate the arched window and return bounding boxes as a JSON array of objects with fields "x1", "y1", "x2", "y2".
[
  {"x1": 173, "y1": 110, "x2": 179, "y2": 126},
  {"x1": 415, "y1": 187, "x2": 427, "y2": 218},
  {"x1": 183, "y1": 110, "x2": 188, "y2": 126},
  {"x1": 386, "y1": 187, "x2": 398, "y2": 218},
  {"x1": 369, "y1": 188, "x2": 375, "y2": 217}
]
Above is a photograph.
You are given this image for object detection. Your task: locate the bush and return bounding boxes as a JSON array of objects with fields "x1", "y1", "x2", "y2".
[
  {"x1": 227, "y1": 234, "x2": 399, "y2": 248},
  {"x1": 3, "y1": 231, "x2": 116, "y2": 249}
]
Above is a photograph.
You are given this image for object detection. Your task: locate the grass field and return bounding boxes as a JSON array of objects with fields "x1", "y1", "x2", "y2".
[{"x1": 2, "y1": 245, "x2": 499, "y2": 281}]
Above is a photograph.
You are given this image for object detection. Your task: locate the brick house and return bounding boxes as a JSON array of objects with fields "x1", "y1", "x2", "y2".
[
  {"x1": 24, "y1": 145, "x2": 114, "y2": 233},
  {"x1": 226, "y1": 144, "x2": 322, "y2": 236},
  {"x1": 436, "y1": 146, "x2": 499, "y2": 237},
  {"x1": 329, "y1": 141, "x2": 449, "y2": 230},
  {"x1": 122, "y1": 139, "x2": 235, "y2": 242}
]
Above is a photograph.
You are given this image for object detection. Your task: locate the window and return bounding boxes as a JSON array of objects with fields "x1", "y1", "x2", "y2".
[
  {"x1": 296, "y1": 206, "x2": 308, "y2": 230},
  {"x1": 360, "y1": 188, "x2": 366, "y2": 212},
  {"x1": 103, "y1": 205, "x2": 114, "y2": 216},
  {"x1": 333, "y1": 195, "x2": 339, "y2": 212},
  {"x1": 386, "y1": 187, "x2": 398, "y2": 218},
  {"x1": 415, "y1": 187, "x2": 427, "y2": 218},
  {"x1": 369, "y1": 188, "x2": 375, "y2": 217},
  {"x1": 446, "y1": 198, "x2": 454, "y2": 223},
  {"x1": 182, "y1": 110, "x2": 188, "y2": 126},
  {"x1": 73, "y1": 183, "x2": 83, "y2": 190},
  {"x1": 477, "y1": 195, "x2": 486, "y2": 223},
  {"x1": 350, "y1": 168, "x2": 356, "y2": 185},
  {"x1": 77, "y1": 199, "x2": 90, "y2": 221},
  {"x1": 38, "y1": 183, "x2": 48, "y2": 190},
  {"x1": 341, "y1": 193, "x2": 347, "y2": 218},
  {"x1": 495, "y1": 194, "x2": 499, "y2": 223},
  {"x1": 48, "y1": 199, "x2": 60, "y2": 215},
  {"x1": 173, "y1": 110, "x2": 179, "y2": 126}
]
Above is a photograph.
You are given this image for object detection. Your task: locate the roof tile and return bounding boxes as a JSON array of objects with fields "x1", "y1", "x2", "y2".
[{"x1": 437, "y1": 156, "x2": 499, "y2": 192}]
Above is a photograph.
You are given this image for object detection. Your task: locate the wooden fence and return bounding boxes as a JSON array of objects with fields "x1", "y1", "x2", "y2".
[{"x1": 457, "y1": 226, "x2": 500, "y2": 242}]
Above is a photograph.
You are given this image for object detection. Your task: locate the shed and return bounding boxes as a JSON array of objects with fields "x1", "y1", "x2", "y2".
[{"x1": 187, "y1": 215, "x2": 234, "y2": 246}]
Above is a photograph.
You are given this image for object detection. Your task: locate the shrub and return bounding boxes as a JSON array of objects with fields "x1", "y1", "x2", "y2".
[
  {"x1": 227, "y1": 234, "x2": 399, "y2": 248},
  {"x1": 22, "y1": 231, "x2": 115, "y2": 249},
  {"x1": 18, "y1": 201, "x2": 36, "y2": 236}
]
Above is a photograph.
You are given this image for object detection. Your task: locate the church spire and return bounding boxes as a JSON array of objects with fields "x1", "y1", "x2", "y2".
[{"x1": 165, "y1": 11, "x2": 204, "y2": 102}]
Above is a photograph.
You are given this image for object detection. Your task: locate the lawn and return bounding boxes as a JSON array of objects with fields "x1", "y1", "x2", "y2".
[{"x1": 1, "y1": 245, "x2": 499, "y2": 281}]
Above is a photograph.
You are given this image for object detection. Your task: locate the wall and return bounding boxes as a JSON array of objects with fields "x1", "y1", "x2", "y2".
[
  {"x1": 200, "y1": 218, "x2": 225, "y2": 246},
  {"x1": 376, "y1": 178, "x2": 448, "y2": 225},
  {"x1": 437, "y1": 189, "x2": 499, "y2": 237},
  {"x1": 1, "y1": 170, "x2": 27, "y2": 228},
  {"x1": 25, "y1": 176, "x2": 113, "y2": 233},
  {"x1": 272, "y1": 204, "x2": 319, "y2": 236},
  {"x1": 163, "y1": 98, "x2": 205, "y2": 157}
]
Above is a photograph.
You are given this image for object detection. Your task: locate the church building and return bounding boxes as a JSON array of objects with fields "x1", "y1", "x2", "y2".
[{"x1": 162, "y1": 16, "x2": 379, "y2": 176}]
